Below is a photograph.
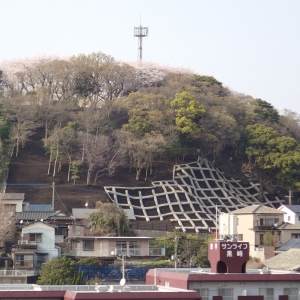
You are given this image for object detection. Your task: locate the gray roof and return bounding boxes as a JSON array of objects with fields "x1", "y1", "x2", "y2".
[
  {"x1": 231, "y1": 204, "x2": 284, "y2": 215},
  {"x1": 282, "y1": 205, "x2": 300, "y2": 213},
  {"x1": 72, "y1": 208, "x2": 98, "y2": 219},
  {"x1": 13, "y1": 211, "x2": 73, "y2": 221},
  {"x1": 276, "y1": 222, "x2": 300, "y2": 230},
  {"x1": 264, "y1": 249, "x2": 300, "y2": 271},
  {"x1": 276, "y1": 238, "x2": 300, "y2": 252},
  {"x1": 0, "y1": 193, "x2": 25, "y2": 200},
  {"x1": 28, "y1": 204, "x2": 52, "y2": 211}
]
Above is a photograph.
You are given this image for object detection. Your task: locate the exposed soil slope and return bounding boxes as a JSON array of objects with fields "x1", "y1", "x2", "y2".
[{"x1": 5, "y1": 128, "x2": 173, "y2": 215}]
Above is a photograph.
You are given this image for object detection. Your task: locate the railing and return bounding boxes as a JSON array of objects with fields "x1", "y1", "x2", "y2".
[
  {"x1": 115, "y1": 249, "x2": 141, "y2": 256},
  {"x1": 254, "y1": 219, "x2": 278, "y2": 229},
  {"x1": 149, "y1": 247, "x2": 165, "y2": 256},
  {"x1": 14, "y1": 260, "x2": 34, "y2": 269},
  {"x1": 114, "y1": 247, "x2": 165, "y2": 256},
  {"x1": 0, "y1": 269, "x2": 39, "y2": 276}
]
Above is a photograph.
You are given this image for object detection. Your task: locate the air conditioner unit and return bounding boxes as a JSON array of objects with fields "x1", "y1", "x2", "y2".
[{"x1": 18, "y1": 240, "x2": 28, "y2": 245}]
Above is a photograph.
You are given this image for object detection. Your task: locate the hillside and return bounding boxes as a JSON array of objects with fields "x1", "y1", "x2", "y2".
[
  {"x1": 1, "y1": 53, "x2": 300, "y2": 213},
  {"x1": 5, "y1": 128, "x2": 174, "y2": 214}
]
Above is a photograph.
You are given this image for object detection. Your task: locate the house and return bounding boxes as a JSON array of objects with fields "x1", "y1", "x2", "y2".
[
  {"x1": 0, "y1": 193, "x2": 25, "y2": 212},
  {"x1": 67, "y1": 225, "x2": 165, "y2": 264},
  {"x1": 278, "y1": 205, "x2": 300, "y2": 226},
  {"x1": 229, "y1": 204, "x2": 300, "y2": 259},
  {"x1": 263, "y1": 248, "x2": 300, "y2": 271},
  {"x1": 14, "y1": 210, "x2": 75, "y2": 243},
  {"x1": 11, "y1": 221, "x2": 61, "y2": 270}
]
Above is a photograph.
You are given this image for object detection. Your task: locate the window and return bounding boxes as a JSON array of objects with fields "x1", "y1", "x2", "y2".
[
  {"x1": 291, "y1": 234, "x2": 300, "y2": 238},
  {"x1": 218, "y1": 288, "x2": 233, "y2": 300},
  {"x1": 29, "y1": 233, "x2": 42, "y2": 243},
  {"x1": 116, "y1": 241, "x2": 127, "y2": 255},
  {"x1": 288, "y1": 216, "x2": 291, "y2": 221},
  {"x1": 194, "y1": 288, "x2": 208, "y2": 300},
  {"x1": 4, "y1": 204, "x2": 17, "y2": 212},
  {"x1": 36, "y1": 253, "x2": 48, "y2": 268},
  {"x1": 129, "y1": 240, "x2": 140, "y2": 255},
  {"x1": 15, "y1": 254, "x2": 34, "y2": 268},
  {"x1": 237, "y1": 234, "x2": 243, "y2": 241},
  {"x1": 284, "y1": 288, "x2": 298, "y2": 300},
  {"x1": 83, "y1": 240, "x2": 94, "y2": 250},
  {"x1": 259, "y1": 288, "x2": 274, "y2": 300},
  {"x1": 298, "y1": 216, "x2": 300, "y2": 221},
  {"x1": 70, "y1": 241, "x2": 79, "y2": 250}
]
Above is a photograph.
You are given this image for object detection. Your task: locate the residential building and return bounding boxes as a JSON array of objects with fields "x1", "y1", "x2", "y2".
[
  {"x1": 278, "y1": 205, "x2": 300, "y2": 226},
  {"x1": 14, "y1": 210, "x2": 74, "y2": 243},
  {"x1": 0, "y1": 193, "x2": 25, "y2": 212},
  {"x1": 229, "y1": 204, "x2": 300, "y2": 259},
  {"x1": 11, "y1": 221, "x2": 61, "y2": 271},
  {"x1": 67, "y1": 225, "x2": 165, "y2": 264}
]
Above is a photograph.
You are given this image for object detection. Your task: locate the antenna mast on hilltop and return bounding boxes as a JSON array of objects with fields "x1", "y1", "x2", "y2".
[{"x1": 134, "y1": 17, "x2": 148, "y2": 60}]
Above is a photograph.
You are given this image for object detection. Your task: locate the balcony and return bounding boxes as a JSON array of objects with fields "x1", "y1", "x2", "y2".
[
  {"x1": 14, "y1": 260, "x2": 34, "y2": 269},
  {"x1": 149, "y1": 247, "x2": 165, "y2": 256},
  {"x1": 114, "y1": 247, "x2": 165, "y2": 256},
  {"x1": 254, "y1": 218, "x2": 279, "y2": 230}
]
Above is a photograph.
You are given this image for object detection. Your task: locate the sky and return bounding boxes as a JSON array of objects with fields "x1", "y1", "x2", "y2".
[{"x1": 1, "y1": 0, "x2": 300, "y2": 114}]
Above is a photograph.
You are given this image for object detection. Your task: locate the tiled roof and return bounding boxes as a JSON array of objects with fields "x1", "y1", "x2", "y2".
[
  {"x1": 28, "y1": 204, "x2": 52, "y2": 211},
  {"x1": 13, "y1": 211, "x2": 73, "y2": 221},
  {"x1": 276, "y1": 238, "x2": 300, "y2": 251},
  {"x1": 276, "y1": 222, "x2": 300, "y2": 230},
  {"x1": 0, "y1": 193, "x2": 25, "y2": 200},
  {"x1": 230, "y1": 204, "x2": 284, "y2": 215},
  {"x1": 264, "y1": 249, "x2": 300, "y2": 271}
]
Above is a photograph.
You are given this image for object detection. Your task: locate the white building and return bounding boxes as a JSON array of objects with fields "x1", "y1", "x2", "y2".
[
  {"x1": 11, "y1": 221, "x2": 61, "y2": 270},
  {"x1": 278, "y1": 205, "x2": 300, "y2": 227}
]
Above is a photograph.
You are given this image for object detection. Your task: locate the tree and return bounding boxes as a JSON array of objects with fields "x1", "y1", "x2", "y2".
[
  {"x1": 157, "y1": 231, "x2": 210, "y2": 267},
  {"x1": 37, "y1": 256, "x2": 84, "y2": 285},
  {"x1": 262, "y1": 231, "x2": 278, "y2": 246},
  {"x1": 4, "y1": 95, "x2": 37, "y2": 157},
  {"x1": 84, "y1": 134, "x2": 111, "y2": 185},
  {"x1": 254, "y1": 99, "x2": 280, "y2": 124},
  {"x1": 0, "y1": 200, "x2": 16, "y2": 245},
  {"x1": 87, "y1": 201, "x2": 134, "y2": 236},
  {"x1": 246, "y1": 124, "x2": 300, "y2": 197},
  {"x1": 170, "y1": 91, "x2": 206, "y2": 135},
  {"x1": 117, "y1": 131, "x2": 167, "y2": 180}
]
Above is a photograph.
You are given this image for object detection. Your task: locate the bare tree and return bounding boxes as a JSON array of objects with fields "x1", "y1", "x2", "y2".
[
  {"x1": 84, "y1": 134, "x2": 111, "y2": 185},
  {"x1": 0, "y1": 200, "x2": 16, "y2": 245}
]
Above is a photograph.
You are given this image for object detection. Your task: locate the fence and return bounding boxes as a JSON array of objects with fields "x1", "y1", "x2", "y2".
[{"x1": 76, "y1": 265, "x2": 170, "y2": 282}]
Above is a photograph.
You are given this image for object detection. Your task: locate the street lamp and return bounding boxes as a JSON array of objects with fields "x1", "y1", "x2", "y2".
[{"x1": 111, "y1": 251, "x2": 126, "y2": 286}]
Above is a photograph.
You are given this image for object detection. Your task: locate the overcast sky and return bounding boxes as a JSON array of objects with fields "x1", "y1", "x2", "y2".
[{"x1": 1, "y1": 0, "x2": 299, "y2": 114}]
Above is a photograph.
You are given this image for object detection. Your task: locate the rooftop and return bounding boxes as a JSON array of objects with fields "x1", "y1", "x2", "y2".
[
  {"x1": 231, "y1": 204, "x2": 285, "y2": 215},
  {"x1": 0, "y1": 193, "x2": 25, "y2": 200},
  {"x1": 280, "y1": 205, "x2": 300, "y2": 213}
]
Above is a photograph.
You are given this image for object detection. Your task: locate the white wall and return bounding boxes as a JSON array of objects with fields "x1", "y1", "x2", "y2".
[
  {"x1": 22, "y1": 222, "x2": 59, "y2": 260},
  {"x1": 189, "y1": 279, "x2": 299, "y2": 298}
]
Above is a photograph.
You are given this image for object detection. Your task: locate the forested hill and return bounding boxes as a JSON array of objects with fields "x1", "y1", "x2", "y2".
[{"x1": 0, "y1": 52, "x2": 300, "y2": 208}]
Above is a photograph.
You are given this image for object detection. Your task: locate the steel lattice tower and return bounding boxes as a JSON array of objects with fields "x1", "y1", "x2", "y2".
[{"x1": 134, "y1": 25, "x2": 148, "y2": 60}]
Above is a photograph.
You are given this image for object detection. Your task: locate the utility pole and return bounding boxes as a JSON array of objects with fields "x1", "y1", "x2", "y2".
[
  {"x1": 174, "y1": 236, "x2": 179, "y2": 268},
  {"x1": 52, "y1": 182, "x2": 55, "y2": 210}
]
